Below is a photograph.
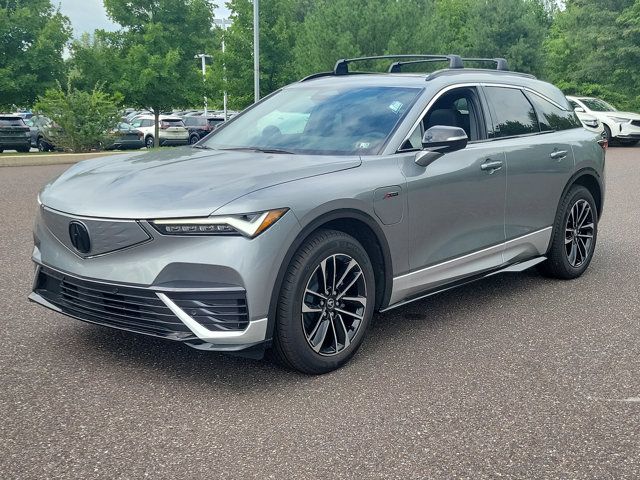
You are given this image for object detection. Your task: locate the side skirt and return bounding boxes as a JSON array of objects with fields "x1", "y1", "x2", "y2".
[{"x1": 380, "y1": 256, "x2": 546, "y2": 313}]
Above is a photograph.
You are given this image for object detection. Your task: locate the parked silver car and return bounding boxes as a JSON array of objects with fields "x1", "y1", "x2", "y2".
[{"x1": 30, "y1": 55, "x2": 606, "y2": 373}]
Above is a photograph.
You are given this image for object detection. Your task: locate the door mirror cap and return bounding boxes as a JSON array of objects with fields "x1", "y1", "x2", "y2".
[
  {"x1": 574, "y1": 107, "x2": 585, "y2": 113},
  {"x1": 421, "y1": 125, "x2": 468, "y2": 153}
]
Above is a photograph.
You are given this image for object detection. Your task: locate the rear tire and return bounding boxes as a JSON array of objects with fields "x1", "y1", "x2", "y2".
[
  {"x1": 189, "y1": 134, "x2": 199, "y2": 145},
  {"x1": 538, "y1": 185, "x2": 598, "y2": 279},
  {"x1": 272, "y1": 229, "x2": 375, "y2": 374},
  {"x1": 37, "y1": 137, "x2": 49, "y2": 152},
  {"x1": 17, "y1": 146, "x2": 30, "y2": 153}
]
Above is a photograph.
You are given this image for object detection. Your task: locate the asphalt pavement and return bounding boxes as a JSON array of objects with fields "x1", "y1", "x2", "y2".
[{"x1": 1, "y1": 147, "x2": 639, "y2": 479}]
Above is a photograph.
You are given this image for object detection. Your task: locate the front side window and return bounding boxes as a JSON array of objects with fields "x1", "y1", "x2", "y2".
[
  {"x1": 485, "y1": 87, "x2": 539, "y2": 138},
  {"x1": 203, "y1": 85, "x2": 422, "y2": 155},
  {"x1": 399, "y1": 87, "x2": 484, "y2": 151},
  {"x1": 528, "y1": 93, "x2": 582, "y2": 132}
]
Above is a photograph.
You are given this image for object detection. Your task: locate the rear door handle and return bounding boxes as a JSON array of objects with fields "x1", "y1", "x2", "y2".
[
  {"x1": 480, "y1": 160, "x2": 503, "y2": 173},
  {"x1": 550, "y1": 150, "x2": 568, "y2": 160}
]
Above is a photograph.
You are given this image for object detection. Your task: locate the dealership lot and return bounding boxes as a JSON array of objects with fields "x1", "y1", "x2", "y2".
[{"x1": 1, "y1": 148, "x2": 639, "y2": 479}]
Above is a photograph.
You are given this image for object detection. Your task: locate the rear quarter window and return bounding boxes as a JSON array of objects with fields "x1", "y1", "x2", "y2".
[
  {"x1": 527, "y1": 93, "x2": 582, "y2": 131},
  {"x1": 485, "y1": 86, "x2": 539, "y2": 138}
]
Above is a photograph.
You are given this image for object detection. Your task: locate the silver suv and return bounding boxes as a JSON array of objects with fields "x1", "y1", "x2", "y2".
[{"x1": 30, "y1": 55, "x2": 606, "y2": 374}]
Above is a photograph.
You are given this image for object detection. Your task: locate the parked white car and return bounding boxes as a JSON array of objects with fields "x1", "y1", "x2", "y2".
[
  {"x1": 129, "y1": 115, "x2": 189, "y2": 148},
  {"x1": 566, "y1": 96, "x2": 640, "y2": 145}
]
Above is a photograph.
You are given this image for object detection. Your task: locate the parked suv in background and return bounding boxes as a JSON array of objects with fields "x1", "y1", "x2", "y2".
[
  {"x1": 182, "y1": 115, "x2": 225, "y2": 144},
  {"x1": 30, "y1": 55, "x2": 605, "y2": 374},
  {"x1": 567, "y1": 95, "x2": 640, "y2": 145},
  {"x1": 129, "y1": 115, "x2": 189, "y2": 148},
  {"x1": 0, "y1": 114, "x2": 31, "y2": 152},
  {"x1": 25, "y1": 115, "x2": 56, "y2": 151}
]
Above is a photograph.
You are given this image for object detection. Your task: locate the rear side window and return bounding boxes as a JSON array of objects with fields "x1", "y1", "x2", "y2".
[
  {"x1": 527, "y1": 93, "x2": 582, "y2": 131},
  {"x1": 0, "y1": 117, "x2": 26, "y2": 126},
  {"x1": 485, "y1": 87, "x2": 539, "y2": 138}
]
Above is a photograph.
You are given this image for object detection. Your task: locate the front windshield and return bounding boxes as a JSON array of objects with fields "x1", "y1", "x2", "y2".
[
  {"x1": 580, "y1": 98, "x2": 617, "y2": 112},
  {"x1": 203, "y1": 85, "x2": 422, "y2": 155}
]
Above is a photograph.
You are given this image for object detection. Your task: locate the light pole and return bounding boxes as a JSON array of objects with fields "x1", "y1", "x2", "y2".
[
  {"x1": 253, "y1": 0, "x2": 259, "y2": 103},
  {"x1": 194, "y1": 53, "x2": 212, "y2": 115},
  {"x1": 214, "y1": 18, "x2": 232, "y2": 120}
]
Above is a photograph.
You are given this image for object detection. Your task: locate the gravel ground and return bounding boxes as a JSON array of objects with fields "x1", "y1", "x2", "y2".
[{"x1": 1, "y1": 147, "x2": 639, "y2": 479}]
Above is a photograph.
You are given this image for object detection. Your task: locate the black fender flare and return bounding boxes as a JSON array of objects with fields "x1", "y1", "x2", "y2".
[{"x1": 265, "y1": 208, "x2": 394, "y2": 343}]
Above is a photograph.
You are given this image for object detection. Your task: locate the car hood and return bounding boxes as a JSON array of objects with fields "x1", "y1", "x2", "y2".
[
  {"x1": 599, "y1": 111, "x2": 640, "y2": 120},
  {"x1": 40, "y1": 147, "x2": 361, "y2": 219}
]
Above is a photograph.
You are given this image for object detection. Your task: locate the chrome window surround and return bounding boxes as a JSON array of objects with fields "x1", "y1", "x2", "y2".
[{"x1": 394, "y1": 82, "x2": 578, "y2": 153}]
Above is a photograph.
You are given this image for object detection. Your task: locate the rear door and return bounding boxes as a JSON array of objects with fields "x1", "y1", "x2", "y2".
[{"x1": 482, "y1": 85, "x2": 578, "y2": 262}]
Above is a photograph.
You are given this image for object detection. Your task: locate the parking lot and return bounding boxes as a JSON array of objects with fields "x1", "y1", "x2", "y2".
[{"x1": 1, "y1": 147, "x2": 639, "y2": 479}]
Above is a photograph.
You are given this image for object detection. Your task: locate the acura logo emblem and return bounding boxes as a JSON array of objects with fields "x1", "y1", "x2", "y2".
[{"x1": 68, "y1": 221, "x2": 91, "y2": 254}]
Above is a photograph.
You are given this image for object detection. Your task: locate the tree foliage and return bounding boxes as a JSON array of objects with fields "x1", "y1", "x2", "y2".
[
  {"x1": 0, "y1": 0, "x2": 71, "y2": 109},
  {"x1": 34, "y1": 83, "x2": 122, "y2": 152}
]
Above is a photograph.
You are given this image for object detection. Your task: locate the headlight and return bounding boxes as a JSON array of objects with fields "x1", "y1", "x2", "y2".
[
  {"x1": 582, "y1": 119, "x2": 599, "y2": 128},
  {"x1": 609, "y1": 116, "x2": 630, "y2": 123},
  {"x1": 150, "y1": 208, "x2": 289, "y2": 238}
]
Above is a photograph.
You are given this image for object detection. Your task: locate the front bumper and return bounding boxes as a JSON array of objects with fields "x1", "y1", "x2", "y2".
[
  {"x1": 31, "y1": 205, "x2": 300, "y2": 352},
  {"x1": 614, "y1": 121, "x2": 640, "y2": 140},
  {"x1": 29, "y1": 264, "x2": 268, "y2": 351}
]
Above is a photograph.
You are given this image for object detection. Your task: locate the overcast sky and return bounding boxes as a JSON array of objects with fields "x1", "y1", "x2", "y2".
[{"x1": 57, "y1": 1, "x2": 230, "y2": 37}]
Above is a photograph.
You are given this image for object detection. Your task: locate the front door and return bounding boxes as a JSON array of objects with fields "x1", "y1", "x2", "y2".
[{"x1": 391, "y1": 86, "x2": 507, "y2": 303}]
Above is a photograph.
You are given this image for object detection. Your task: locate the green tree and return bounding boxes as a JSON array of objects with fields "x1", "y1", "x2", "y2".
[
  {"x1": 103, "y1": 0, "x2": 218, "y2": 146},
  {"x1": 0, "y1": 0, "x2": 71, "y2": 109},
  {"x1": 67, "y1": 31, "x2": 125, "y2": 95},
  {"x1": 544, "y1": 0, "x2": 640, "y2": 109},
  {"x1": 34, "y1": 83, "x2": 122, "y2": 152}
]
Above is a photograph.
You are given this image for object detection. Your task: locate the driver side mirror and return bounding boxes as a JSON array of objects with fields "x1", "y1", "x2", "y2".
[
  {"x1": 415, "y1": 125, "x2": 468, "y2": 167},
  {"x1": 574, "y1": 107, "x2": 585, "y2": 113}
]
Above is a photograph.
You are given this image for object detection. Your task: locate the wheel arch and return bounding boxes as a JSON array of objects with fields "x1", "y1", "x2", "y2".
[
  {"x1": 265, "y1": 208, "x2": 393, "y2": 343},
  {"x1": 563, "y1": 168, "x2": 604, "y2": 219}
]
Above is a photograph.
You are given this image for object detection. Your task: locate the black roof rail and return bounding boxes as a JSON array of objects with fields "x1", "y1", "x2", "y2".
[
  {"x1": 425, "y1": 68, "x2": 535, "y2": 81},
  {"x1": 388, "y1": 59, "x2": 456, "y2": 73},
  {"x1": 299, "y1": 71, "x2": 334, "y2": 82},
  {"x1": 333, "y1": 54, "x2": 463, "y2": 75},
  {"x1": 461, "y1": 57, "x2": 509, "y2": 71}
]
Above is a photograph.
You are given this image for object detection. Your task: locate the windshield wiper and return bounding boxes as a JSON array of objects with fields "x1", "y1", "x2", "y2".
[
  {"x1": 191, "y1": 144, "x2": 213, "y2": 150},
  {"x1": 220, "y1": 146, "x2": 294, "y2": 154}
]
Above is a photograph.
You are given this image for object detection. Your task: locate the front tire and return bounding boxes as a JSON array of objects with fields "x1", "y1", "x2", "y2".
[
  {"x1": 538, "y1": 185, "x2": 598, "y2": 279},
  {"x1": 189, "y1": 134, "x2": 199, "y2": 145},
  {"x1": 272, "y1": 229, "x2": 375, "y2": 374},
  {"x1": 145, "y1": 135, "x2": 154, "y2": 149}
]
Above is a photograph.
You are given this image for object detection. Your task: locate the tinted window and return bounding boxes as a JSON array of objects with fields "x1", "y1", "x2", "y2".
[
  {"x1": 0, "y1": 117, "x2": 25, "y2": 126},
  {"x1": 528, "y1": 93, "x2": 582, "y2": 131},
  {"x1": 142, "y1": 119, "x2": 154, "y2": 127},
  {"x1": 161, "y1": 119, "x2": 185, "y2": 128},
  {"x1": 485, "y1": 87, "x2": 539, "y2": 137}
]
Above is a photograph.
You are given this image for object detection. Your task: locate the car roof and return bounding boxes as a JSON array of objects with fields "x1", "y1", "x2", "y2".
[{"x1": 291, "y1": 69, "x2": 568, "y2": 107}]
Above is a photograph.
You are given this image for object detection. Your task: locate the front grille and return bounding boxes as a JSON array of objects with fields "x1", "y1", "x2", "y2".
[
  {"x1": 631, "y1": 120, "x2": 640, "y2": 127},
  {"x1": 34, "y1": 267, "x2": 251, "y2": 339},
  {"x1": 35, "y1": 267, "x2": 197, "y2": 341},
  {"x1": 168, "y1": 292, "x2": 249, "y2": 331}
]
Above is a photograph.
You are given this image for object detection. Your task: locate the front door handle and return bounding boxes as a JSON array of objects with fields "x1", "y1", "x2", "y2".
[
  {"x1": 550, "y1": 150, "x2": 568, "y2": 160},
  {"x1": 480, "y1": 160, "x2": 503, "y2": 173}
]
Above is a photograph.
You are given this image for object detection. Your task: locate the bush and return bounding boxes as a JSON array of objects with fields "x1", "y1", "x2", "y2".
[{"x1": 34, "y1": 83, "x2": 122, "y2": 152}]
